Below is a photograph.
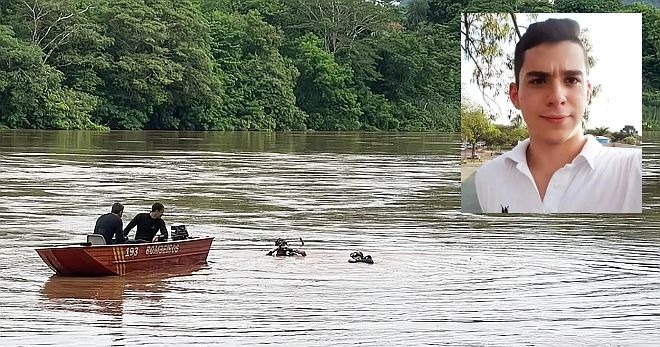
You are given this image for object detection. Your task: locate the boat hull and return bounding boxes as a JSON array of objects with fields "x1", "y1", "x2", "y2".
[{"x1": 36, "y1": 237, "x2": 214, "y2": 276}]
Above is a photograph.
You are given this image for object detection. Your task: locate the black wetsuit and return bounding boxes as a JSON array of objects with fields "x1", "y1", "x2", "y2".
[
  {"x1": 123, "y1": 213, "x2": 167, "y2": 242},
  {"x1": 93, "y1": 213, "x2": 124, "y2": 244},
  {"x1": 274, "y1": 246, "x2": 290, "y2": 256},
  {"x1": 268, "y1": 246, "x2": 303, "y2": 256}
]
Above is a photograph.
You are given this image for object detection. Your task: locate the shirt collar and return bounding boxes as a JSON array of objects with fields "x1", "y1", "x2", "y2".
[
  {"x1": 503, "y1": 135, "x2": 602, "y2": 170},
  {"x1": 505, "y1": 138, "x2": 530, "y2": 165},
  {"x1": 573, "y1": 135, "x2": 602, "y2": 169}
]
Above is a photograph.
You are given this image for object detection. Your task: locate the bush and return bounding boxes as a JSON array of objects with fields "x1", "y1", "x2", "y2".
[{"x1": 621, "y1": 136, "x2": 638, "y2": 145}]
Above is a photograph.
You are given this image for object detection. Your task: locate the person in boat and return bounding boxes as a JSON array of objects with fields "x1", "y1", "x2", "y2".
[
  {"x1": 266, "y1": 238, "x2": 306, "y2": 257},
  {"x1": 122, "y1": 202, "x2": 168, "y2": 242},
  {"x1": 93, "y1": 203, "x2": 125, "y2": 244},
  {"x1": 348, "y1": 251, "x2": 373, "y2": 264}
]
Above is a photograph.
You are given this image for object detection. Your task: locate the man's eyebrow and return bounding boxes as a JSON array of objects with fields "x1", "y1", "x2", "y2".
[
  {"x1": 564, "y1": 70, "x2": 585, "y2": 77},
  {"x1": 524, "y1": 70, "x2": 585, "y2": 79},
  {"x1": 524, "y1": 71, "x2": 550, "y2": 79}
]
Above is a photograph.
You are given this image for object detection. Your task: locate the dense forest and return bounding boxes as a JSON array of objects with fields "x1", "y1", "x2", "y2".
[{"x1": 0, "y1": 0, "x2": 658, "y2": 131}]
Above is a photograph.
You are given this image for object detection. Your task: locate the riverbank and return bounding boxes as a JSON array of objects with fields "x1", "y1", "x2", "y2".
[{"x1": 460, "y1": 148, "x2": 498, "y2": 182}]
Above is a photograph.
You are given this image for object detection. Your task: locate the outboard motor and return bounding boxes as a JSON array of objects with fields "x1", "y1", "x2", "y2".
[{"x1": 171, "y1": 224, "x2": 189, "y2": 241}]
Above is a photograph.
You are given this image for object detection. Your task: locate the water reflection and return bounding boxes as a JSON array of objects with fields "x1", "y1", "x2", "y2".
[
  {"x1": 41, "y1": 276, "x2": 128, "y2": 316},
  {"x1": 40, "y1": 265, "x2": 207, "y2": 317},
  {"x1": 0, "y1": 130, "x2": 450, "y2": 155}
]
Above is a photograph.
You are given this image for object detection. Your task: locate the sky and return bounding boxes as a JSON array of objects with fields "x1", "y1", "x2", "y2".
[{"x1": 461, "y1": 13, "x2": 643, "y2": 133}]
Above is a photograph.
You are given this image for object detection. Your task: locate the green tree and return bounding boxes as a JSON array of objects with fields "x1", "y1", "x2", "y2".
[
  {"x1": 489, "y1": 123, "x2": 528, "y2": 148},
  {"x1": 482, "y1": 123, "x2": 505, "y2": 147},
  {"x1": 373, "y1": 24, "x2": 460, "y2": 131},
  {"x1": 207, "y1": 10, "x2": 306, "y2": 130},
  {"x1": 1, "y1": 0, "x2": 109, "y2": 129},
  {"x1": 514, "y1": 0, "x2": 555, "y2": 12},
  {"x1": 46, "y1": 88, "x2": 101, "y2": 129},
  {"x1": 288, "y1": 33, "x2": 362, "y2": 130},
  {"x1": 461, "y1": 12, "x2": 519, "y2": 103},
  {"x1": 554, "y1": 0, "x2": 623, "y2": 12},
  {"x1": 282, "y1": 0, "x2": 397, "y2": 54},
  {"x1": 625, "y1": 3, "x2": 660, "y2": 129},
  {"x1": 0, "y1": 24, "x2": 100, "y2": 129},
  {"x1": 0, "y1": 24, "x2": 56, "y2": 128},
  {"x1": 334, "y1": 38, "x2": 399, "y2": 130},
  {"x1": 1, "y1": 0, "x2": 111, "y2": 94},
  {"x1": 199, "y1": 0, "x2": 286, "y2": 23},
  {"x1": 586, "y1": 126, "x2": 611, "y2": 137},
  {"x1": 405, "y1": 0, "x2": 431, "y2": 29},
  {"x1": 2, "y1": 0, "x2": 95, "y2": 65},
  {"x1": 95, "y1": 0, "x2": 221, "y2": 130},
  {"x1": 642, "y1": 92, "x2": 660, "y2": 130},
  {"x1": 428, "y1": 0, "x2": 467, "y2": 27},
  {"x1": 461, "y1": 101, "x2": 496, "y2": 157},
  {"x1": 610, "y1": 130, "x2": 630, "y2": 143},
  {"x1": 507, "y1": 125, "x2": 528, "y2": 145}
]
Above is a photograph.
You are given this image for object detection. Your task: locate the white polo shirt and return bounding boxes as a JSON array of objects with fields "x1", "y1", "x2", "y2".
[{"x1": 475, "y1": 135, "x2": 642, "y2": 213}]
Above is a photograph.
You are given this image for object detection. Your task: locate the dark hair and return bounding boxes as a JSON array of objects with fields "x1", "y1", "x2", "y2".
[
  {"x1": 514, "y1": 18, "x2": 588, "y2": 86},
  {"x1": 151, "y1": 202, "x2": 164, "y2": 212},
  {"x1": 111, "y1": 203, "x2": 124, "y2": 214}
]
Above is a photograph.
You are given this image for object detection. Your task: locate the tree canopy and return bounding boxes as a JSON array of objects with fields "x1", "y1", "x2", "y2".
[{"x1": 0, "y1": 0, "x2": 657, "y2": 131}]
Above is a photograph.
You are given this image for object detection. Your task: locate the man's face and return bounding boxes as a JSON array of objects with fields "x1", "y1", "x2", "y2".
[{"x1": 510, "y1": 41, "x2": 592, "y2": 145}]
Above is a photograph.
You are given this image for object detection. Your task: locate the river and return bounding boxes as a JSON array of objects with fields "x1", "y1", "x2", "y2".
[{"x1": 0, "y1": 130, "x2": 658, "y2": 346}]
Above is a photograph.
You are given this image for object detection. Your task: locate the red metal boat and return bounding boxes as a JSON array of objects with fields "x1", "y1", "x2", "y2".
[{"x1": 36, "y1": 237, "x2": 214, "y2": 276}]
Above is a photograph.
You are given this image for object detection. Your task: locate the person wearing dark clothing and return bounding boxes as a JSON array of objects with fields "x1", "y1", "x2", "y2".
[
  {"x1": 348, "y1": 251, "x2": 374, "y2": 264},
  {"x1": 93, "y1": 203, "x2": 125, "y2": 244},
  {"x1": 123, "y1": 202, "x2": 168, "y2": 242},
  {"x1": 266, "y1": 238, "x2": 306, "y2": 256}
]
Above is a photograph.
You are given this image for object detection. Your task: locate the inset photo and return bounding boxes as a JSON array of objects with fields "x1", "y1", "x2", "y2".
[{"x1": 460, "y1": 13, "x2": 642, "y2": 214}]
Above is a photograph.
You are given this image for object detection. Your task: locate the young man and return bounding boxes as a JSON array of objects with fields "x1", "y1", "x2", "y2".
[
  {"x1": 93, "y1": 203, "x2": 125, "y2": 244},
  {"x1": 123, "y1": 202, "x2": 168, "y2": 242},
  {"x1": 475, "y1": 18, "x2": 641, "y2": 213}
]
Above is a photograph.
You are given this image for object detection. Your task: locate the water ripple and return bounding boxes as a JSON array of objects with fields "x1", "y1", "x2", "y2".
[{"x1": 0, "y1": 131, "x2": 659, "y2": 346}]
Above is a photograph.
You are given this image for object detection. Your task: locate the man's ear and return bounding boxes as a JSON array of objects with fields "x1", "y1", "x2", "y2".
[
  {"x1": 586, "y1": 80, "x2": 592, "y2": 104},
  {"x1": 509, "y1": 82, "x2": 520, "y2": 109}
]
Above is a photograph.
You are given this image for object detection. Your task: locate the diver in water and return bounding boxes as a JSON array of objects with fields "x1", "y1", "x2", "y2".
[
  {"x1": 348, "y1": 251, "x2": 373, "y2": 264},
  {"x1": 266, "y1": 238, "x2": 307, "y2": 257}
]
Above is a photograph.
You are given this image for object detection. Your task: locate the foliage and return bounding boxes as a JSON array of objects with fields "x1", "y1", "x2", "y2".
[
  {"x1": 287, "y1": 33, "x2": 361, "y2": 131},
  {"x1": 207, "y1": 10, "x2": 305, "y2": 130},
  {"x1": 461, "y1": 101, "x2": 498, "y2": 156},
  {"x1": 621, "y1": 136, "x2": 638, "y2": 145},
  {"x1": 585, "y1": 126, "x2": 612, "y2": 137},
  {"x1": 281, "y1": 0, "x2": 398, "y2": 54},
  {"x1": 0, "y1": 0, "x2": 658, "y2": 131},
  {"x1": 554, "y1": 0, "x2": 624, "y2": 13},
  {"x1": 96, "y1": 0, "x2": 222, "y2": 130},
  {"x1": 642, "y1": 92, "x2": 660, "y2": 130},
  {"x1": 487, "y1": 123, "x2": 528, "y2": 147},
  {"x1": 0, "y1": 24, "x2": 99, "y2": 129},
  {"x1": 626, "y1": 3, "x2": 660, "y2": 92},
  {"x1": 610, "y1": 125, "x2": 640, "y2": 142}
]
